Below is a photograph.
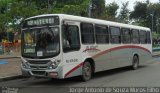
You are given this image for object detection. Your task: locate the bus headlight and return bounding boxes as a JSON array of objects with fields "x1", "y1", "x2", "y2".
[
  {"x1": 21, "y1": 57, "x2": 32, "y2": 69},
  {"x1": 22, "y1": 62, "x2": 31, "y2": 69},
  {"x1": 22, "y1": 63, "x2": 26, "y2": 68},
  {"x1": 49, "y1": 59, "x2": 61, "y2": 69}
]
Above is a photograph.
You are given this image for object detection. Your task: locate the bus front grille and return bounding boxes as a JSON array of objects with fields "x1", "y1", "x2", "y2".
[
  {"x1": 32, "y1": 71, "x2": 46, "y2": 76},
  {"x1": 30, "y1": 66, "x2": 48, "y2": 70},
  {"x1": 27, "y1": 60, "x2": 50, "y2": 65}
]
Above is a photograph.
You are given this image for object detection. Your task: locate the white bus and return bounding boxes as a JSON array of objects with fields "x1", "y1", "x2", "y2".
[{"x1": 21, "y1": 14, "x2": 152, "y2": 81}]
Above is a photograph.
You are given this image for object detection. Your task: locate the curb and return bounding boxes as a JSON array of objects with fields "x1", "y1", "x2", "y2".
[
  {"x1": 0, "y1": 75, "x2": 24, "y2": 82},
  {"x1": 152, "y1": 55, "x2": 160, "y2": 57},
  {"x1": 0, "y1": 56, "x2": 21, "y2": 59}
]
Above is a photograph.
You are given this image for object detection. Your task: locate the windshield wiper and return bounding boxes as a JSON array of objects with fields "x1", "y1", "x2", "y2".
[{"x1": 47, "y1": 26, "x2": 55, "y2": 37}]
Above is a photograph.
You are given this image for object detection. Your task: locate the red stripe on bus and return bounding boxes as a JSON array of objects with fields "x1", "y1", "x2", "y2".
[
  {"x1": 65, "y1": 45, "x2": 151, "y2": 78},
  {"x1": 64, "y1": 62, "x2": 84, "y2": 78},
  {"x1": 83, "y1": 48, "x2": 101, "y2": 52},
  {"x1": 93, "y1": 45, "x2": 151, "y2": 58}
]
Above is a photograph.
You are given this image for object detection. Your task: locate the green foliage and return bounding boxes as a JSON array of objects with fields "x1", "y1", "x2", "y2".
[
  {"x1": 152, "y1": 32, "x2": 160, "y2": 40},
  {"x1": 0, "y1": 14, "x2": 10, "y2": 32},
  {"x1": 92, "y1": 0, "x2": 105, "y2": 17},
  {"x1": 105, "y1": 2, "x2": 119, "y2": 18},
  {"x1": 0, "y1": 0, "x2": 12, "y2": 32},
  {"x1": 0, "y1": 0, "x2": 120, "y2": 33},
  {"x1": 4, "y1": 0, "x2": 160, "y2": 34},
  {"x1": 62, "y1": 5, "x2": 81, "y2": 15},
  {"x1": 103, "y1": 2, "x2": 119, "y2": 21},
  {"x1": 130, "y1": 1, "x2": 160, "y2": 33},
  {"x1": 0, "y1": 0, "x2": 91, "y2": 32},
  {"x1": 130, "y1": 2, "x2": 148, "y2": 20},
  {"x1": 0, "y1": 0, "x2": 12, "y2": 14},
  {"x1": 118, "y1": 2, "x2": 130, "y2": 23}
]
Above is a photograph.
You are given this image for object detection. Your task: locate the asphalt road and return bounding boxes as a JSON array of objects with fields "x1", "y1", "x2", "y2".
[{"x1": 1, "y1": 57, "x2": 160, "y2": 93}]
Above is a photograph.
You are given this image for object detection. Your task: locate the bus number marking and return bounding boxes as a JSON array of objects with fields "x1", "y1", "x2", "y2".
[{"x1": 66, "y1": 59, "x2": 78, "y2": 63}]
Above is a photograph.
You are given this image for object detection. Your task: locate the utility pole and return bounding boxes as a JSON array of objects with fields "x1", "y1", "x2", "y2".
[
  {"x1": 150, "y1": 14, "x2": 154, "y2": 32},
  {"x1": 88, "y1": 0, "x2": 92, "y2": 18},
  {"x1": 48, "y1": 0, "x2": 50, "y2": 10},
  {"x1": 157, "y1": 18, "x2": 160, "y2": 34}
]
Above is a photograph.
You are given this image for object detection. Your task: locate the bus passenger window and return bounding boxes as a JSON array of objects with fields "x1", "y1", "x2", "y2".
[
  {"x1": 110, "y1": 27, "x2": 121, "y2": 44},
  {"x1": 139, "y1": 30, "x2": 147, "y2": 44},
  {"x1": 132, "y1": 29, "x2": 140, "y2": 44},
  {"x1": 95, "y1": 25, "x2": 109, "y2": 44},
  {"x1": 81, "y1": 23, "x2": 94, "y2": 44},
  {"x1": 146, "y1": 31, "x2": 151, "y2": 44},
  {"x1": 122, "y1": 28, "x2": 131, "y2": 44}
]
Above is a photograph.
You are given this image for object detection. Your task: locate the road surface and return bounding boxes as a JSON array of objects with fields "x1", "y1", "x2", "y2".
[{"x1": 0, "y1": 57, "x2": 160, "y2": 93}]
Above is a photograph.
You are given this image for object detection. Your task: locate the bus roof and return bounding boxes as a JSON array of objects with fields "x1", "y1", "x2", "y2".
[{"x1": 25, "y1": 14, "x2": 150, "y2": 31}]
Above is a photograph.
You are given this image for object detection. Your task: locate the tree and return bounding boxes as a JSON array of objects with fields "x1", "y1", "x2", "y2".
[
  {"x1": 118, "y1": 1, "x2": 130, "y2": 23},
  {"x1": 0, "y1": 0, "x2": 12, "y2": 32},
  {"x1": 0, "y1": 0, "x2": 123, "y2": 33},
  {"x1": 130, "y1": 1, "x2": 160, "y2": 33},
  {"x1": 0, "y1": 0, "x2": 12, "y2": 14},
  {"x1": 62, "y1": 5, "x2": 82, "y2": 15},
  {"x1": 92, "y1": 0, "x2": 106, "y2": 18},
  {"x1": 130, "y1": 1, "x2": 148, "y2": 25},
  {"x1": 53, "y1": 0, "x2": 89, "y2": 16},
  {"x1": 8, "y1": 0, "x2": 38, "y2": 32},
  {"x1": 105, "y1": 2, "x2": 119, "y2": 21}
]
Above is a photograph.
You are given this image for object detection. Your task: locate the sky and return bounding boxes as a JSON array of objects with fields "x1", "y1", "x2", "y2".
[{"x1": 105, "y1": 0, "x2": 159, "y2": 11}]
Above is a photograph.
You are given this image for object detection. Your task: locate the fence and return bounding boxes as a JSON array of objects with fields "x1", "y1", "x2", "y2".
[
  {"x1": 0, "y1": 41, "x2": 21, "y2": 55},
  {"x1": 152, "y1": 33, "x2": 160, "y2": 48},
  {"x1": 0, "y1": 44, "x2": 3, "y2": 54}
]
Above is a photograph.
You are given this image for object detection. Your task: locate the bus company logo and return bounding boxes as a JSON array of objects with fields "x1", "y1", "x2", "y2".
[{"x1": 83, "y1": 46, "x2": 100, "y2": 53}]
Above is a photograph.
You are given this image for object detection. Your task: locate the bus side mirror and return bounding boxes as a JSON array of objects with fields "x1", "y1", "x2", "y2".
[
  {"x1": 63, "y1": 24, "x2": 69, "y2": 34},
  {"x1": 63, "y1": 39, "x2": 70, "y2": 48}
]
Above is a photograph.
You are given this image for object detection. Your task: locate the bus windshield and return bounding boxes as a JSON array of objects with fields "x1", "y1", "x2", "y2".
[{"x1": 22, "y1": 27, "x2": 60, "y2": 58}]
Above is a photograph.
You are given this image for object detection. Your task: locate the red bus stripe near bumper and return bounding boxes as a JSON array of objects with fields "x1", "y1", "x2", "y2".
[{"x1": 64, "y1": 62, "x2": 84, "y2": 78}]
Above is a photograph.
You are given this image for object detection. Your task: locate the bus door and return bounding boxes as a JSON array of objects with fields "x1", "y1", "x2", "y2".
[{"x1": 62, "y1": 21, "x2": 82, "y2": 77}]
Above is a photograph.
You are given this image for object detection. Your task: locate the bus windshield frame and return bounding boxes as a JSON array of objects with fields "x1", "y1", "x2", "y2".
[{"x1": 21, "y1": 16, "x2": 60, "y2": 59}]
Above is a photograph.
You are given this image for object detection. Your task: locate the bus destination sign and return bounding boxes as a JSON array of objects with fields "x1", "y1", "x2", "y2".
[{"x1": 23, "y1": 16, "x2": 59, "y2": 28}]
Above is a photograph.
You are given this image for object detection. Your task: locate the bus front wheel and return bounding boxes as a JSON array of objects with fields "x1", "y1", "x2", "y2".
[
  {"x1": 81, "y1": 61, "x2": 92, "y2": 81},
  {"x1": 131, "y1": 55, "x2": 139, "y2": 70}
]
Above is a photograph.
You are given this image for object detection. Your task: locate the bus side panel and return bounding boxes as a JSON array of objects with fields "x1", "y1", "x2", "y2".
[
  {"x1": 110, "y1": 46, "x2": 132, "y2": 69},
  {"x1": 136, "y1": 45, "x2": 152, "y2": 65},
  {"x1": 94, "y1": 45, "x2": 133, "y2": 72},
  {"x1": 92, "y1": 45, "x2": 111, "y2": 72},
  {"x1": 93, "y1": 44, "x2": 152, "y2": 72},
  {"x1": 62, "y1": 51, "x2": 82, "y2": 78}
]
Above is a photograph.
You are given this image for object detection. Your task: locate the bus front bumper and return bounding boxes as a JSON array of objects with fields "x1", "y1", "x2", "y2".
[{"x1": 21, "y1": 65, "x2": 63, "y2": 79}]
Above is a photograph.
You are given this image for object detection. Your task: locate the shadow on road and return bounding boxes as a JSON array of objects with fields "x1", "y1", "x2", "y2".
[
  {"x1": 27, "y1": 66, "x2": 146, "y2": 86},
  {"x1": 93, "y1": 66, "x2": 145, "y2": 79}
]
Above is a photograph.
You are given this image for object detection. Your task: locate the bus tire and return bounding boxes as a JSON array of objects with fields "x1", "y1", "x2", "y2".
[
  {"x1": 131, "y1": 55, "x2": 139, "y2": 70},
  {"x1": 81, "y1": 61, "x2": 92, "y2": 81}
]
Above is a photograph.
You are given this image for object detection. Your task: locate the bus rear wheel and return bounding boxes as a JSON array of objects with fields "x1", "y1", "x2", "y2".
[
  {"x1": 131, "y1": 56, "x2": 139, "y2": 70},
  {"x1": 81, "y1": 61, "x2": 92, "y2": 81}
]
